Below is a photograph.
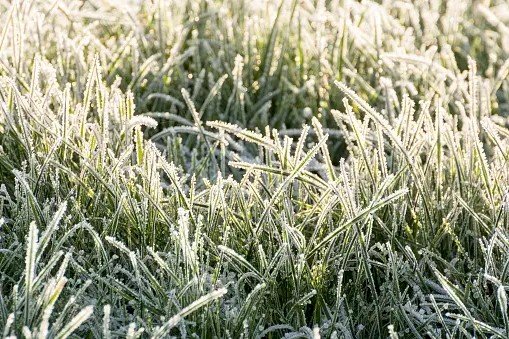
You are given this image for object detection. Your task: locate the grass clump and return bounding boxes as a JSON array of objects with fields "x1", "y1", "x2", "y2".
[{"x1": 2, "y1": 0, "x2": 509, "y2": 337}]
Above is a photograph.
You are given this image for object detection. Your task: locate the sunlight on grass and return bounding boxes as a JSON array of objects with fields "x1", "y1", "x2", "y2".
[{"x1": 1, "y1": 0, "x2": 509, "y2": 337}]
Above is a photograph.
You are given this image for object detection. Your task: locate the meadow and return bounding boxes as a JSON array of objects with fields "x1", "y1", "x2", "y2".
[{"x1": 1, "y1": 0, "x2": 509, "y2": 337}]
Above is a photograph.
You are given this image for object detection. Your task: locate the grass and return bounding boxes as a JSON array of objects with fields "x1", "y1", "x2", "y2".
[{"x1": 1, "y1": 0, "x2": 509, "y2": 337}]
